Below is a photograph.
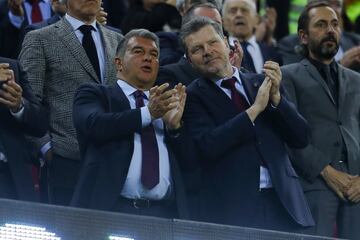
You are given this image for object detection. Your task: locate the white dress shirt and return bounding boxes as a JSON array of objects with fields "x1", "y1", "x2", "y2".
[
  {"x1": 215, "y1": 67, "x2": 273, "y2": 189},
  {"x1": 117, "y1": 80, "x2": 172, "y2": 200}
]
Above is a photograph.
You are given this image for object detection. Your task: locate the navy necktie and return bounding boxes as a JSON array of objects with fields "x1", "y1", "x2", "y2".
[
  {"x1": 221, "y1": 77, "x2": 250, "y2": 112},
  {"x1": 79, "y1": 25, "x2": 101, "y2": 81},
  {"x1": 241, "y1": 41, "x2": 256, "y2": 73},
  {"x1": 133, "y1": 90, "x2": 160, "y2": 189},
  {"x1": 323, "y1": 65, "x2": 338, "y2": 104}
]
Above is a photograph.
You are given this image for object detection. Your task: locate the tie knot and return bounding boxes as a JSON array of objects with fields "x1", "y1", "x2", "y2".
[
  {"x1": 79, "y1": 25, "x2": 95, "y2": 35},
  {"x1": 133, "y1": 90, "x2": 145, "y2": 99},
  {"x1": 221, "y1": 77, "x2": 237, "y2": 90}
]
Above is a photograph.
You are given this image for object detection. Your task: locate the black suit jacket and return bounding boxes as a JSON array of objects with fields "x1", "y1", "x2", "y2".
[
  {"x1": 156, "y1": 57, "x2": 201, "y2": 88},
  {"x1": 0, "y1": 57, "x2": 48, "y2": 201},
  {"x1": 71, "y1": 83, "x2": 195, "y2": 219},
  {"x1": 184, "y1": 72, "x2": 314, "y2": 227}
]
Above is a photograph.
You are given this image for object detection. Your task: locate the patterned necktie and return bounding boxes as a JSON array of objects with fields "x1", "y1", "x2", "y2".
[
  {"x1": 133, "y1": 90, "x2": 160, "y2": 189},
  {"x1": 221, "y1": 77, "x2": 250, "y2": 112},
  {"x1": 78, "y1": 25, "x2": 101, "y2": 80},
  {"x1": 30, "y1": 0, "x2": 43, "y2": 23},
  {"x1": 241, "y1": 41, "x2": 256, "y2": 73}
]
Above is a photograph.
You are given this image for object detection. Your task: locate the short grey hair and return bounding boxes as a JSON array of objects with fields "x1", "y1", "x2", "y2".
[
  {"x1": 180, "y1": 16, "x2": 224, "y2": 55},
  {"x1": 116, "y1": 29, "x2": 160, "y2": 58}
]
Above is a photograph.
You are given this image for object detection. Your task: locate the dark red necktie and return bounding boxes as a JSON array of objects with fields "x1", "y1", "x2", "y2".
[
  {"x1": 134, "y1": 90, "x2": 160, "y2": 189},
  {"x1": 30, "y1": 0, "x2": 43, "y2": 23},
  {"x1": 221, "y1": 77, "x2": 250, "y2": 112}
]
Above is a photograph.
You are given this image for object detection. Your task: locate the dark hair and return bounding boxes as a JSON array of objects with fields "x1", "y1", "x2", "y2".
[
  {"x1": 182, "y1": 2, "x2": 220, "y2": 26},
  {"x1": 180, "y1": 16, "x2": 224, "y2": 55},
  {"x1": 116, "y1": 29, "x2": 160, "y2": 58},
  {"x1": 298, "y1": 0, "x2": 331, "y2": 33}
]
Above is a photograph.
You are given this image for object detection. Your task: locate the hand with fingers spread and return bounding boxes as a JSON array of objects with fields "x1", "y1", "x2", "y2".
[
  {"x1": 246, "y1": 77, "x2": 272, "y2": 122},
  {"x1": 345, "y1": 176, "x2": 360, "y2": 203},
  {"x1": 163, "y1": 83, "x2": 186, "y2": 130},
  {"x1": 148, "y1": 83, "x2": 178, "y2": 119},
  {"x1": 321, "y1": 165, "x2": 357, "y2": 201},
  {"x1": 8, "y1": 0, "x2": 24, "y2": 16},
  {"x1": 0, "y1": 63, "x2": 23, "y2": 112},
  {"x1": 263, "y1": 61, "x2": 281, "y2": 106},
  {"x1": 229, "y1": 39, "x2": 243, "y2": 69}
]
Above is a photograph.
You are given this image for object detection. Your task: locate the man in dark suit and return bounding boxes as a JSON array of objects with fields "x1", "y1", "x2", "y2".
[
  {"x1": 222, "y1": 0, "x2": 282, "y2": 73},
  {"x1": 282, "y1": 2, "x2": 360, "y2": 239},
  {"x1": 0, "y1": 57, "x2": 48, "y2": 201},
  {"x1": 278, "y1": 0, "x2": 360, "y2": 72},
  {"x1": 180, "y1": 17, "x2": 314, "y2": 231},
  {"x1": 19, "y1": 0, "x2": 123, "y2": 206},
  {"x1": 0, "y1": 0, "x2": 52, "y2": 58},
  {"x1": 71, "y1": 29, "x2": 194, "y2": 219},
  {"x1": 157, "y1": 2, "x2": 243, "y2": 88}
]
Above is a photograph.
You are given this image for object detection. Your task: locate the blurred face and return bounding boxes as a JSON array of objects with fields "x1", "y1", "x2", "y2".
[
  {"x1": 222, "y1": 0, "x2": 258, "y2": 41},
  {"x1": 116, "y1": 36, "x2": 159, "y2": 90},
  {"x1": 300, "y1": 6, "x2": 341, "y2": 62},
  {"x1": 193, "y1": 7, "x2": 222, "y2": 25},
  {"x1": 67, "y1": 0, "x2": 101, "y2": 23},
  {"x1": 185, "y1": 25, "x2": 232, "y2": 80}
]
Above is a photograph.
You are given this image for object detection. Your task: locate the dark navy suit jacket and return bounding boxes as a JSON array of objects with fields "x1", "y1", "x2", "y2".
[
  {"x1": 184, "y1": 72, "x2": 314, "y2": 227},
  {"x1": 0, "y1": 57, "x2": 48, "y2": 201},
  {"x1": 71, "y1": 83, "x2": 195, "y2": 219}
]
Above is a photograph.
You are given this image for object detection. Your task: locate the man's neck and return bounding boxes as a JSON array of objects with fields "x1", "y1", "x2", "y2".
[
  {"x1": 309, "y1": 52, "x2": 333, "y2": 65},
  {"x1": 67, "y1": 12, "x2": 96, "y2": 25}
]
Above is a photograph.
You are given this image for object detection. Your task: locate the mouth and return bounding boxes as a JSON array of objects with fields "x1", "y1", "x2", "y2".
[
  {"x1": 234, "y1": 18, "x2": 246, "y2": 27},
  {"x1": 140, "y1": 65, "x2": 152, "y2": 72},
  {"x1": 204, "y1": 57, "x2": 219, "y2": 65}
]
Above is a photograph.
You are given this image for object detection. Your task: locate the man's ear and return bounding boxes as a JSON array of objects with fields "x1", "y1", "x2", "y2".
[
  {"x1": 114, "y1": 57, "x2": 123, "y2": 72},
  {"x1": 299, "y1": 29, "x2": 308, "y2": 45}
]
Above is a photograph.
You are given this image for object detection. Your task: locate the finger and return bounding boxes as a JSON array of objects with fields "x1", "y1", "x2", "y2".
[
  {"x1": 160, "y1": 89, "x2": 177, "y2": 100},
  {"x1": 149, "y1": 86, "x2": 159, "y2": 95},
  {"x1": 4, "y1": 81, "x2": 22, "y2": 95},
  {"x1": 0, "y1": 89, "x2": 17, "y2": 103},
  {"x1": 156, "y1": 83, "x2": 169, "y2": 94},
  {"x1": 0, "y1": 97, "x2": 14, "y2": 108},
  {"x1": 0, "y1": 63, "x2": 10, "y2": 69}
]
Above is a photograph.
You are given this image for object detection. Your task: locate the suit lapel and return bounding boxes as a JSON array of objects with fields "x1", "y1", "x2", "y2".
[
  {"x1": 337, "y1": 65, "x2": 347, "y2": 115},
  {"x1": 108, "y1": 84, "x2": 131, "y2": 112},
  {"x1": 55, "y1": 19, "x2": 100, "y2": 83},
  {"x1": 98, "y1": 24, "x2": 115, "y2": 85},
  {"x1": 239, "y1": 72, "x2": 261, "y2": 104},
  {"x1": 301, "y1": 59, "x2": 336, "y2": 105},
  {"x1": 197, "y1": 77, "x2": 237, "y2": 115}
]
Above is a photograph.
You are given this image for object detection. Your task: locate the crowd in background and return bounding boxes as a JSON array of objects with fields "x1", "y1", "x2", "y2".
[{"x1": 1, "y1": 0, "x2": 360, "y2": 239}]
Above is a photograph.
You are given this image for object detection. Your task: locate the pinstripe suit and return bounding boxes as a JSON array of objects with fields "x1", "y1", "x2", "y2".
[{"x1": 19, "y1": 17, "x2": 123, "y2": 204}]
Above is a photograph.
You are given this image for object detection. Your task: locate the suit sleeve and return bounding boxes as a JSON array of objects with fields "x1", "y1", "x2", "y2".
[
  {"x1": 19, "y1": 31, "x2": 51, "y2": 150},
  {"x1": 73, "y1": 84, "x2": 143, "y2": 143},
  {"x1": 184, "y1": 88, "x2": 256, "y2": 162},
  {"x1": 282, "y1": 68, "x2": 330, "y2": 182},
  {"x1": 15, "y1": 60, "x2": 48, "y2": 137}
]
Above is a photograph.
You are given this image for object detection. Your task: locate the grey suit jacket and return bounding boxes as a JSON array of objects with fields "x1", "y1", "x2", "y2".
[
  {"x1": 282, "y1": 59, "x2": 360, "y2": 191},
  {"x1": 19, "y1": 18, "x2": 123, "y2": 160}
]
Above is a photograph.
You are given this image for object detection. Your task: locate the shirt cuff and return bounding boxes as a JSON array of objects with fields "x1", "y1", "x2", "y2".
[
  {"x1": 10, "y1": 105, "x2": 25, "y2": 120},
  {"x1": 8, "y1": 11, "x2": 24, "y2": 29},
  {"x1": 141, "y1": 106, "x2": 152, "y2": 127},
  {"x1": 40, "y1": 142, "x2": 52, "y2": 158}
]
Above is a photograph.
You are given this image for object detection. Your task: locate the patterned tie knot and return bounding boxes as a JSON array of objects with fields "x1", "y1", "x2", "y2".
[
  {"x1": 221, "y1": 77, "x2": 237, "y2": 90},
  {"x1": 79, "y1": 25, "x2": 95, "y2": 35}
]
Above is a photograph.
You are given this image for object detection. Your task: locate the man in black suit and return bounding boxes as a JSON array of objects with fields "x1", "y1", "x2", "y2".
[
  {"x1": 0, "y1": 57, "x2": 48, "y2": 201},
  {"x1": 278, "y1": 0, "x2": 360, "y2": 72},
  {"x1": 157, "y1": 2, "x2": 243, "y2": 88},
  {"x1": 181, "y1": 17, "x2": 314, "y2": 231},
  {"x1": 71, "y1": 29, "x2": 195, "y2": 219},
  {"x1": 222, "y1": 0, "x2": 282, "y2": 73}
]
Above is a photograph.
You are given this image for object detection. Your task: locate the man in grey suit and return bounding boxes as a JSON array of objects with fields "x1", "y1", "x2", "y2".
[
  {"x1": 19, "y1": 0, "x2": 123, "y2": 205},
  {"x1": 282, "y1": 1, "x2": 360, "y2": 239}
]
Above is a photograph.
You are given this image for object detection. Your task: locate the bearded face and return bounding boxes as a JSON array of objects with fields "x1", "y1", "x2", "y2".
[{"x1": 308, "y1": 33, "x2": 340, "y2": 60}]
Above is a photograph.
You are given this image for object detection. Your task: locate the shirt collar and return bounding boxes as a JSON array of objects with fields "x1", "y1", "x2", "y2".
[
  {"x1": 65, "y1": 13, "x2": 98, "y2": 32},
  {"x1": 216, "y1": 67, "x2": 242, "y2": 88},
  {"x1": 308, "y1": 57, "x2": 337, "y2": 72},
  {"x1": 247, "y1": 35, "x2": 257, "y2": 47},
  {"x1": 117, "y1": 80, "x2": 150, "y2": 99}
]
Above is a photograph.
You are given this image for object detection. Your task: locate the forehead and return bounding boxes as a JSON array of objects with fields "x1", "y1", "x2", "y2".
[
  {"x1": 126, "y1": 36, "x2": 158, "y2": 50},
  {"x1": 308, "y1": 6, "x2": 338, "y2": 23},
  {"x1": 185, "y1": 25, "x2": 221, "y2": 47},
  {"x1": 194, "y1": 7, "x2": 222, "y2": 24},
  {"x1": 225, "y1": 0, "x2": 255, "y2": 13}
]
